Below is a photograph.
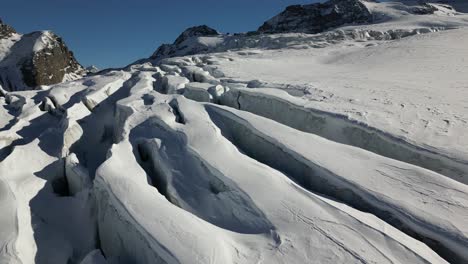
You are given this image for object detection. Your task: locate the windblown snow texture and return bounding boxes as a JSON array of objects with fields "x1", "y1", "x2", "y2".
[{"x1": 1, "y1": 1, "x2": 468, "y2": 264}]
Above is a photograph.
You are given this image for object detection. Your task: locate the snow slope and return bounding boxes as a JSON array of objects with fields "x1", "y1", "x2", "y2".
[
  {"x1": 208, "y1": 27, "x2": 468, "y2": 183},
  {"x1": 1, "y1": 1, "x2": 468, "y2": 264}
]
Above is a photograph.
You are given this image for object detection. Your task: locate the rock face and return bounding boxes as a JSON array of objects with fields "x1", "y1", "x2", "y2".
[
  {"x1": 150, "y1": 25, "x2": 220, "y2": 60},
  {"x1": 20, "y1": 32, "x2": 84, "y2": 88},
  {"x1": 0, "y1": 19, "x2": 16, "y2": 39},
  {"x1": 258, "y1": 0, "x2": 374, "y2": 34},
  {"x1": 0, "y1": 20, "x2": 85, "y2": 91},
  {"x1": 173, "y1": 25, "x2": 219, "y2": 45}
]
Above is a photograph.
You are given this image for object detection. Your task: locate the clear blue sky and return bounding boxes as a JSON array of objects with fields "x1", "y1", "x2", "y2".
[{"x1": 1, "y1": 0, "x2": 314, "y2": 69}]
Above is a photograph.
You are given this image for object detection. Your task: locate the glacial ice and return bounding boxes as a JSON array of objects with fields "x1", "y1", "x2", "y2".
[{"x1": 1, "y1": 1, "x2": 468, "y2": 263}]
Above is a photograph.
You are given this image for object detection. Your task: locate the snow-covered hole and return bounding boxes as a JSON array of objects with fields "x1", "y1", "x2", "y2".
[
  {"x1": 205, "y1": 104, "x2": 466, "y2": 263},
  {"x1": 129, "y1": 116, "x2": 274, "y2": 234},
  {"x1": 218, "y1": 88, "x2": 468, "y2": 184}
]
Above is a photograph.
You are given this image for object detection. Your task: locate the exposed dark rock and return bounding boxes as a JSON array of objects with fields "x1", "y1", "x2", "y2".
[
  {"x1": 20, "y1": 32, "x2": 84, "y2": 88},
  {"x1": 150, "y1": 25, "x2": 220, "y2": 60},
  {"x1": 151, "y1": 44, "x2": 173, "y2": 59},
  {"x1": 146, "y1": 0, "x2": 461, "y2": 63},
  {"x1": 410, "y1": 3, "x2": 438, "y2": 15},
  {"x1": 174, "y1": 25, "x2": 220, "y2": 45},
  {"x1": 0, "y1": 29, "x2": 85, "y2": 91},
  {"x1": 0, "y1": 19, "x2": 16, "y2": 39},
  {"x1": 86, "y1": 65, "x2": 100, "y2": 74},
  {"x1": 258, "y1": 0, "x2": 375, "y2": 34},
  {"x1": 431, "y1": 0, "x2": 468, "y2": 12}
]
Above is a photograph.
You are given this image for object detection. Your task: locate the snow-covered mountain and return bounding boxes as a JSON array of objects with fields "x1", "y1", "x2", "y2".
[
  {"x1": 0, "y1": 19, "x2": 85, "y2": 91},
  {"x1": 149, "y1": 0, "x2": 466, "y2": 61},
  {"x1": 85, "y1": 65, "x2": 100, "y2": 74},
  {"x1": 1, "y1": 1, "x2": 468, "y2": 264}
]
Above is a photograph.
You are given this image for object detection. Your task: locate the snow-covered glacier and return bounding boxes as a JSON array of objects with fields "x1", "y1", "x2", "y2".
[{"x1": 1, "y1": 0, "x2": 468, "y2": 263}]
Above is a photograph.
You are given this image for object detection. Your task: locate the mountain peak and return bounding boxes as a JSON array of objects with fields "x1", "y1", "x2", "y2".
[
  {"x1": 150, "y1": 25, "x2": 220, "y2": 60},
  {"x1": 0, "y1": 28, "x2": 85, "y2": 91},
  {"x1": 258, "y1": 0, "x2": 374, "y2": 34},
  {"x1": 86, "y1": 65, "x2": 100, "y2": 73},
  {"x1": 173, "y1": 25, "x2": 220, "y2": 45}
]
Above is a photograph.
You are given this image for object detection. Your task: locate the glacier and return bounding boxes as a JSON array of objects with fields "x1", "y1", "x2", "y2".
[{"x1": 1, "y1": 0, "x2": 468, "y2": 263}]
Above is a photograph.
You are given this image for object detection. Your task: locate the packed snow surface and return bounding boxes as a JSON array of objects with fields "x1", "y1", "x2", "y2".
[
  {"x1": 1, "y1": 1, "x2": 468, "y2": 264},
  {"x1": 213, "y1": 28, "x2": 468, "y2": 182}
]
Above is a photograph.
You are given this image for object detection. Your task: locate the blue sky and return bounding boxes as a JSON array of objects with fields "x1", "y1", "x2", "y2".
[{"x1": 1, "y1": 0, "x2": 314, "y2": 69}]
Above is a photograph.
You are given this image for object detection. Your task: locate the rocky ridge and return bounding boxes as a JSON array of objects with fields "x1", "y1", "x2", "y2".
[
  {"x1": 150, "y1": 25, "x2": 221, "y2": 60},
  {"x1": 258, "y1": 0, "x2": 375, "y2": 34},
  {"x1": 0, "y1": 19, "x2": 85, "y2": 91},
  {"x1": 149, "y1": 0, "x2": 465, "y2": 61}
]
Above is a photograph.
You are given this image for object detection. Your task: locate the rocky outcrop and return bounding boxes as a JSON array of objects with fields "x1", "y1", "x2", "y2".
[
  {"x1": 150, "y1": 25, "x2": 220, "y2": 60},
  {"x1": 257, "y1": 0, "x2": 456, "y2": 34},
  {"x1": 0, "y1": 19, "x2": 16, "y2": 39},
  {"x1": 86, "y1": 65, "x2": 100, "y2": 74},
  {"x1": 258, "y1": 0, "x2": 374, "y2": 34},
  {"x1": 20, "y1": 32, "x2": 84, "y2": 88},
  {"x1": 0, "y1": 20, "x2": 85, "y2": 91},
  {"x1": 173, "y1": 25, "x2": 219, "y2": 45},
  {"x1": 410, "y1": 3, "x2": 439, "y2": 15}
]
